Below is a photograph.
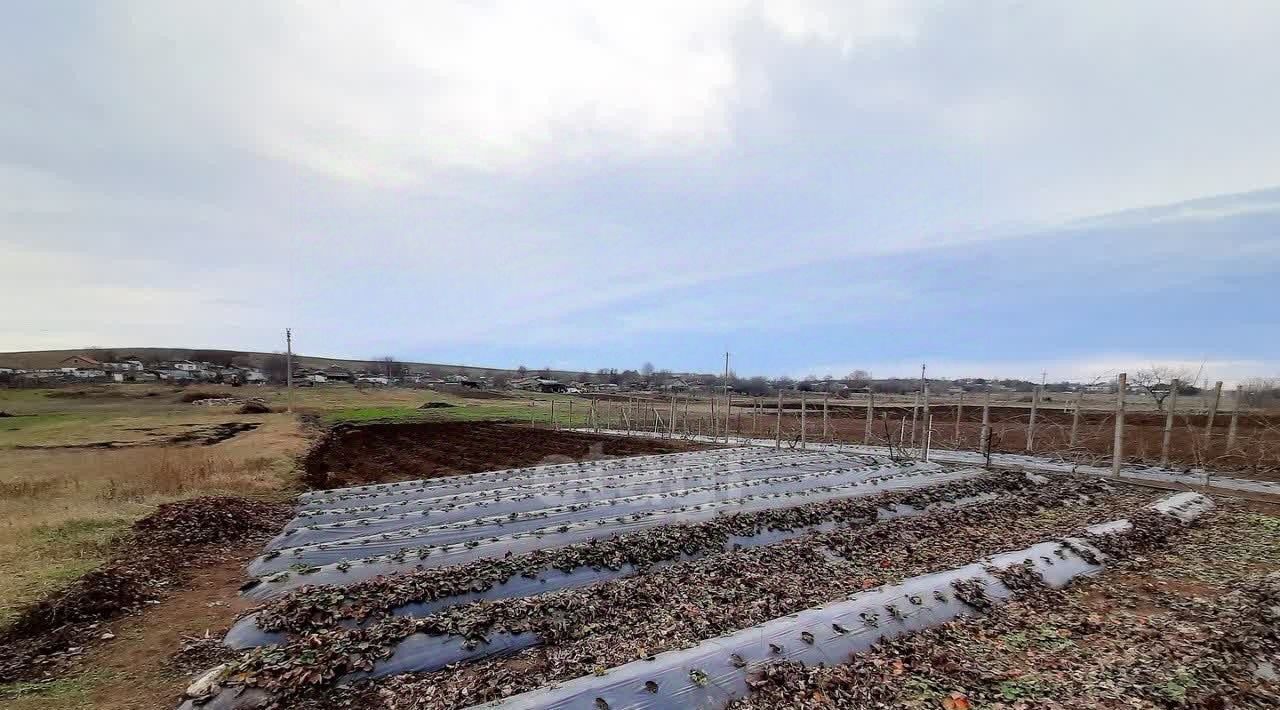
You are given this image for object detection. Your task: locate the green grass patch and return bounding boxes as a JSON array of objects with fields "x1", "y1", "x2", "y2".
[
  {"x1": 1, "y1": 668, "x2": 116, "y2": 707},
  {"x1": 323, "y1": 401, "x2": 593, "y2": 427},
  {"x1": 322, "y1": 406, "x2": 432, "y2": 424},
  {"x1": 0, "y1": 517, "x2": 132, "y2": 627}
]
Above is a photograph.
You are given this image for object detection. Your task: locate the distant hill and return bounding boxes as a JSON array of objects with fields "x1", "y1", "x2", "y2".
[{"x1": 0, "y1": 347, "x2": 580, "y2": 380}]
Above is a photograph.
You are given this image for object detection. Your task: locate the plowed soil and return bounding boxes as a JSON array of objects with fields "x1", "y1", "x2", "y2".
[{"x1": 301, "y1": 421, "x2": 710, "y2": 488}]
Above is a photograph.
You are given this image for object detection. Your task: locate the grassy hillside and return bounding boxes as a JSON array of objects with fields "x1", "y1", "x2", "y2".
[{"x1": 0, "y1": 348, "x2": 578, "y2": 379}]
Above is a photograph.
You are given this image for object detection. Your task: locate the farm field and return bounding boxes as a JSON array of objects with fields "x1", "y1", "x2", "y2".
[{"x1": 2, "y1": 385, "x2": 1278, "y2": 710}]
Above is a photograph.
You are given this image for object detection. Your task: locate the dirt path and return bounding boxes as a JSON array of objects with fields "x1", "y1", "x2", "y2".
[{"x1": 82, "y1": 547, "x2": 259, "y2": 710}]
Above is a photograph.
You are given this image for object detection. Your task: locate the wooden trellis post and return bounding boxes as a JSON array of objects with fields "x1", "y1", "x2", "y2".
[
  {"x1": 1070, "y1": 390, "x2": 1083, "y2": 448},
  {"x1": 822, "y1": 393, "x2": 829, "y2": 441},
  {"x1": 1112, "y1": 373, "x2": 1126, "y2": 478},
  {"x1": 774, "y1": 391, "x2": 782, "y2": 449},
  {"x1": 863, "y1": 389, "x2": 874, "y2": 445},
  {"x1": 954, "y1": 391, "x2": 963, "y2": 446},
  {"x1": 1026, "y1": 385, "x2": 1040, "y2": 452},
  {"x1": 1204, "y1": 381, "x2": 1223, "y2": 453},
  {"x1": 1226, "y1": 384, "x2": 1243, "y2": 451},
  {"x1": 980, "y1": 390, "x2": 991, "y2": 458},
  {"x1": 800, "y1": 392, "x2": 807, "y2": 450},
  {"x1": 1160, "y1": 379, "x2": 1179, "y2": 467},
  {"x1": 668, "y1": 395, "x2": 676, "y2": 439},
  {"x1": 909, "y1": 390, "x2": 919, "y2": 450}
]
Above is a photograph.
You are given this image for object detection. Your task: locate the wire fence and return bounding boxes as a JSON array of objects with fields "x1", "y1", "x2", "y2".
[{"x1": 532, "y1": 379, "x2": 1280, "y2": 479}]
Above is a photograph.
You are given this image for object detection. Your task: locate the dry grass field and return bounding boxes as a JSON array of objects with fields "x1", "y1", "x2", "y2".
[{"x1": 0, "y1": 383, "x2": 581, "y2": 628}]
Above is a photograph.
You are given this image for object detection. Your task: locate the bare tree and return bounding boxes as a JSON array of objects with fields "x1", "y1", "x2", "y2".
[
  {"x1": 641, "y1": 362, "x2": 655, "y2": 377},
  {"x1": 374, "y1": 356, "x2": 406, "y2": 379},
  {"x1": 1133, "y1": 365, "x2": 1193, "y2": 411}
]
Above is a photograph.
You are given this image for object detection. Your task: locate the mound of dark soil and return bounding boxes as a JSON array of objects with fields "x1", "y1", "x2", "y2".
[
  {"x1": 301, "y1": 421, "x2": 710, "y2": 489},
  {"x1": 0, "y1": 496, "x2": 291, "y2": 683},
  {"x1": 418, "y1": 401, "x2": 456, "y2": 409},
  {"x1": 178, "y1": 390, "x2": 225, "y2": 403},
  {"x1": 239, "y1": 399, "x2": 272, "y2": 414}
]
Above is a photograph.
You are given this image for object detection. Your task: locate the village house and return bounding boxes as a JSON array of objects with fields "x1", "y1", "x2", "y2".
[{"x1": 58, "y1": 355, "x2": 103, "y2": 370}]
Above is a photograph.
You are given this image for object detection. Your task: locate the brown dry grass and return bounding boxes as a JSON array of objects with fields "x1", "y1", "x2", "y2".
[{"x1": 0, "y1": 416, "x2": 307, "y2": 627}]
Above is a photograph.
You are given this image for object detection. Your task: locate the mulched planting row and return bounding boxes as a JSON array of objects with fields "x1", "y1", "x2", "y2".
[
  {"x1": 213, "y1": 476, "x2": 1157, "y2": 708},
  {"x1": 729, "y1": 502, "x2": 1280, "y2": 709},
  {"x1": 253, "y1": 472, "x2": 1031, "y2": 636},
  {"x1": 0, "y1": 497, "x2": 292, "y2": 683}
]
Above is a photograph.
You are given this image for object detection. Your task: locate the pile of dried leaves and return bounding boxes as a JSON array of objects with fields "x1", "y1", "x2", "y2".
[
  {"x1": 0, "y1": 496, "x2": 290, "y2": 683},
  {"x1": 730, "y1": 502, "x2": 1280, "y2": 709},
  {"x1": 222, "y1": 477, "x2": 1158, "y2": 708},
  {"x1": 135, "y1": 496, "x2": 293, "y2": 547}
]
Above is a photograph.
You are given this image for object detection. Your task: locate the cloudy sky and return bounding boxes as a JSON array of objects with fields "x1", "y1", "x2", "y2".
[{"x1": 3, "y1": 1, "x2": 1278, "y2": 383}]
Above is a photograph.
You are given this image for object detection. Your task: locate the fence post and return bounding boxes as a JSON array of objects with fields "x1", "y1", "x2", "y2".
[
  {"x1": 954, "y1": 391, "x2": 963, "y2": 447},
  {"x1": 684, "y1": 395, "x2": 690, "y2": 436},
  {"x1": 800, "y1": 392, "x2": 807, "y2": 450},
  {"x1": 822, "y1": 393, "x2": 829, "y2": 442},
  {"x1": 725, "y1": 394, "x2": 732, "y2": 443},
  {"x1": 1111, "y1": 373, "x2": 1126, "y2": 478},
  {"x1": 1069, "y1": 390, "x2": 1083, "y2": 448},
  {"x1": 924, "y1": 414, "x2": 932, "y2": 462},
  {"x1": 550, "y1": 399, "x2": 557, "y2": 430},
  {"x1": 1026, "y1": 385, "x2": 1040, "y2": 452},
  {"x1": 980, "y1": 389, "x2": 991, "y2": 460},
  {"x1": 863, "y1": 389, "x2": 874, "y2": 445},
  {"x1": 710, "y1": 396, "x2": 718, "y2": 442},
  {"x1": 668, "y1": 395, "x2": 676, "y2": 439},
  {"x1": 568, "y1": 399, "x2": 572, "y2": 429},
  {"x1": 1204, "y1": 380, "x2": 1223, "y2": 455},
  {"x1": 752, "y1": 398, "x2": 759, "y2": 436},
  {"x1": 1226, "y1": 384, "x2": 1243, "y2": 452},
  {"x1": 909, "y1": 390, "x2": 920, "y2": 451},
  {"x1": 1160, "y1": 379, "x2": 1179, "y2": 467},
  {"x1": 775, "y1": 391, "x2": 782, "y2": 449},
  {"x1": 530, "y1": 399, "x2": 536, "y2": 427}
]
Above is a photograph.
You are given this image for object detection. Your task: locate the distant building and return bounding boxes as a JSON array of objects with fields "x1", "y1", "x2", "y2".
[
  {"x1": 171, "y1": 361, "x2": 202, "y2": 372},
  {"x1": 357, "y1": 376, "x2": 390, "y2": 386},
  {"x1": 58, "y1": 355, "x2": 103, "y2": 370},
  {"x1": 71, "y1": 368, "x2": 106, "y2": 379}
]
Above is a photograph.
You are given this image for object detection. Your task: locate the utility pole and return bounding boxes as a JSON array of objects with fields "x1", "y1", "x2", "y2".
[{"x1": 285, "y1": 328, "x2": 294, "y2": 414}]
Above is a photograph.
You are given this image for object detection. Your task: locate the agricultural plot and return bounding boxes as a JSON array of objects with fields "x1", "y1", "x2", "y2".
[{"x1": 178, "y1": 435, "x2": 1279, "y2": 710}]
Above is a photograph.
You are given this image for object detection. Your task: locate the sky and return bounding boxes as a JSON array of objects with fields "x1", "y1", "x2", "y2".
[{"x1": 2, "y1": 1, "x2": 1279, "y2": 384}]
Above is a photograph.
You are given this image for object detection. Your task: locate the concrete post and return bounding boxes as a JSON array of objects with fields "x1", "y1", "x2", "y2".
[
  {"x1": 1112, "y1": 373, "x2": 1126, "y2": 478},
  {"x1": 1160, "y1": 379, "x2": 1179, "y2": 467}
]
